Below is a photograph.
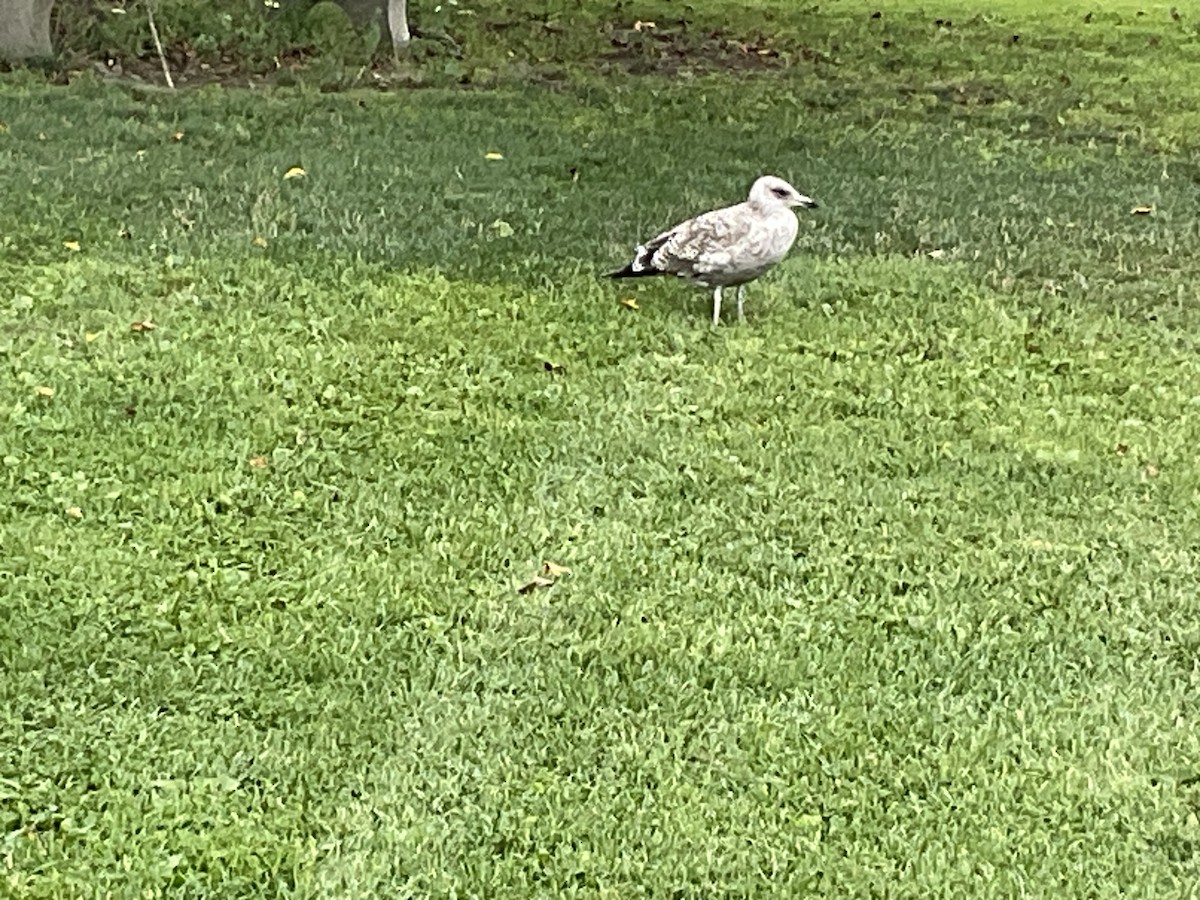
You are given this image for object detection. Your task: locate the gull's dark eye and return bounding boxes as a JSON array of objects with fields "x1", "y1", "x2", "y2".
[{"x1": 771, "y1": 186, "x2": 790, "y2": 198}]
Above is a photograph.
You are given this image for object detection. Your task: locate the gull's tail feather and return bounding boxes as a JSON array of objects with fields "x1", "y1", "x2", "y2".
[
  {"x1": 608, "y1": 234, "x2": 672, "y2": 279},
  {"x1": 607, "y1": 243, "x2": 661, "y2": 279},
  {"x1": 607, "y1": 261, "x2": 663, "y2": 279}
]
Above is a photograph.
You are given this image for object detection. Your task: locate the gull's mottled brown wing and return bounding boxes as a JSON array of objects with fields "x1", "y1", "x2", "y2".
[{"x1": 649, "y1": 203, "x2": 755, "y2": 281}]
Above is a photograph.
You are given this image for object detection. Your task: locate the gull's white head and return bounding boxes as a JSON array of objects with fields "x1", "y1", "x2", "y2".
[{"x1": 748, "y1": 175, "x2": 818, "y2": 211}]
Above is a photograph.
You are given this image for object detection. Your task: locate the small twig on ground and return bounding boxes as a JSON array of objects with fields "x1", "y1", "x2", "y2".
[{"x1": 145, "y1": 0, "x2": 175, "y2": 89}]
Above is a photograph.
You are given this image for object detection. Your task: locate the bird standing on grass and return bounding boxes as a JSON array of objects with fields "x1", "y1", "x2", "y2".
[{"x1": 608, "y1": 175, "x2": 819, "y2": 325}]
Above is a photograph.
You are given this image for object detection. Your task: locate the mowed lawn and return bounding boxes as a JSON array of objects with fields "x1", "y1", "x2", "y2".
[{"x1": 3, "y1": 1, "x2": 1200, "y2": 896}]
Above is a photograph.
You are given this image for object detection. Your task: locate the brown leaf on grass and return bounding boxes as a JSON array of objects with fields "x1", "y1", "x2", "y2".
[
  {"x1": 1114, "y1": 443, "x2": 1129, "y2": 456},
  {"x1": 620, "y1": 297, "x2": 639, "y2": 310},
  {"x1": 65, "y1": 505, "x2": 83, "y2": 519},
  {"x1": 252, "y1": 235, "x2": 268, "y2": 248},
  {"x1": 248, "y1": 455, "x2": 267, "y2": 469},
  {"x1": 130, "y1": 319, "x2": 156, "y2": 332},
  {"x1": 542, "y1": 560, "x2": 572, "y2": 578},
  {"x1": 543, "y1": 361, "x2": 565, "y2": 374},
  {"x1": 632, "y1": 20, "x2": 656, "y2": 31},
  {"x1": 517, "y1": 575, "x2": 555, "y2": 595},
  {"x1": 283, "y1": 166, "x2": 306, "y2": 179},
  {"x1": 34, "y1": 385, "x2": 54, "y2": 398},
  {"x1": 1131, "y1": 205, "x2": 1154, "y2": 215},
  {"x1": 171, "y1": 131, "x2": 185, "y2": 142}
]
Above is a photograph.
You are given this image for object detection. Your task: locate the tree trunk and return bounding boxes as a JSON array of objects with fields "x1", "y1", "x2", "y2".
[
  {"x1": 0, "y1": 0, "x2": 55, "y2": 60},
  {"x1": 388, "y1": 0, "x2": 409, "y2": 50}
]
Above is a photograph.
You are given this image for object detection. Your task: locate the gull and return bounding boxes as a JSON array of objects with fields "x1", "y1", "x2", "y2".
[{"x1": 608, "y1": 175, "x2": 818, "y2": 325}]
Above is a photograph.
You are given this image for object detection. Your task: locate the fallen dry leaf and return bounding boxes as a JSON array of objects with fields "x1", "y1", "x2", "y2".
[
  {"x1": 130, "y1": 319, "x2": 156, "y2": 332},
  {"x1": 1145, "y1": 464, "x2": 1160, "y2": 478},
  {"x1": 1131, "y1": 205, "x2": 1154, "y2": 215},
  {"x1": 542, "y1": 560, "x2": 572, "y2": 578},
  {"x1": 84, "y1": 332, "x2": 100, "y2": 342},
  {"x1": 248, "y1": 455, "x2": 267, "y2": 469},
  {"x1": 63, "y1": 240, "x2": 81, "y2": 252},
  {"x1": 65, "y1": 505, "x2": 82, "y2": 519},
  {"x1": 34, "y1": 385, "x2": 54, "y2": 398},
  {"x1": 620, "y1": 297, "x2": 639, "y2": 310},
  {"x1": 543, "y1": 361, "x2": 565, "y2": 374},
  {"x1": 171, "y1": 131, "x2": 184, "y2": 141},
  {"x1": 252, "y1": 235, "x2": 268, "y2": 248},
  {"x1": 1114, "y1": 442, "x2": 1129, "y2": 456},
  {"x1": 283, "y1": 166, "x2": 306, "y2": 179},
  {"x1": 484, "y1": 151, "x2": 504, "y2": 161},
  {"x1": 517, "y1": 575, "x2": 555, "y2": 595},
  {"x1": 633, "y1": 19, "x2": 656, "y2": 30}
]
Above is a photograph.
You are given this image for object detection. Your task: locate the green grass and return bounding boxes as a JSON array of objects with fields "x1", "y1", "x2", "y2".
[{"x1": 4, "y1": 1, "x2": 1200, "y2": 896}]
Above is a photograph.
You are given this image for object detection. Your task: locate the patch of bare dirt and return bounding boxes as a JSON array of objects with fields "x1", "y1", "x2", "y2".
[{"x1": 600, "y1": 20, "x2": 828, "y2": 76}]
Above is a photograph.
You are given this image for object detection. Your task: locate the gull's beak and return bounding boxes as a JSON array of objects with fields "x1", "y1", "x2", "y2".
[{"x1": 795, "y1": 195, "x2": 819, "y2": 209}]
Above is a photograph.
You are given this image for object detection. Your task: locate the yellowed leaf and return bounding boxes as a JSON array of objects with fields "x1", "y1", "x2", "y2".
[
  {"x1": 63, "y1": 240, "x2": 81, "y2": 252},
  {"x1": 130, "y1": 319, "x2": 156, "y2": 332},
  {"x1": 1131, "y1": 205, "x2": 1154, "y2": 215},
  {"x1": 620, "y1": 297, "x2": 639, "y2": 310},
  {"x1": 84, "y1": 332, "x2": 100, "y2": 342},
  {"x1": 283, "y1": 166, "x2": 306, "y2": 179},
  {"x1": 633, "y1": 20, "x2": 656, "y2": 31},
  {"x1": 542, "y1": 560, "x2": 572, "y2": 578},
  {"x1": 248, "y1": 455, "x2": 268, "y2": 469},
  {"x1": 65, "y1": 505, "x2": 83, "y2": 519},
  {"x1": 171, "y1": 130, "x2": 185, "y2": 141},
  {"x1": 135, "y1": 148, "x2": 146, "y2": 160},
  {"x1": 34, "y1": 385, "x2": 54, "y2": 398},
  {"x1": 252, "y1": 235, "x2": 268, "y2": 248},
  {"x1": 484, "y1": 151, "x2": 504, "y2": 160}
]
